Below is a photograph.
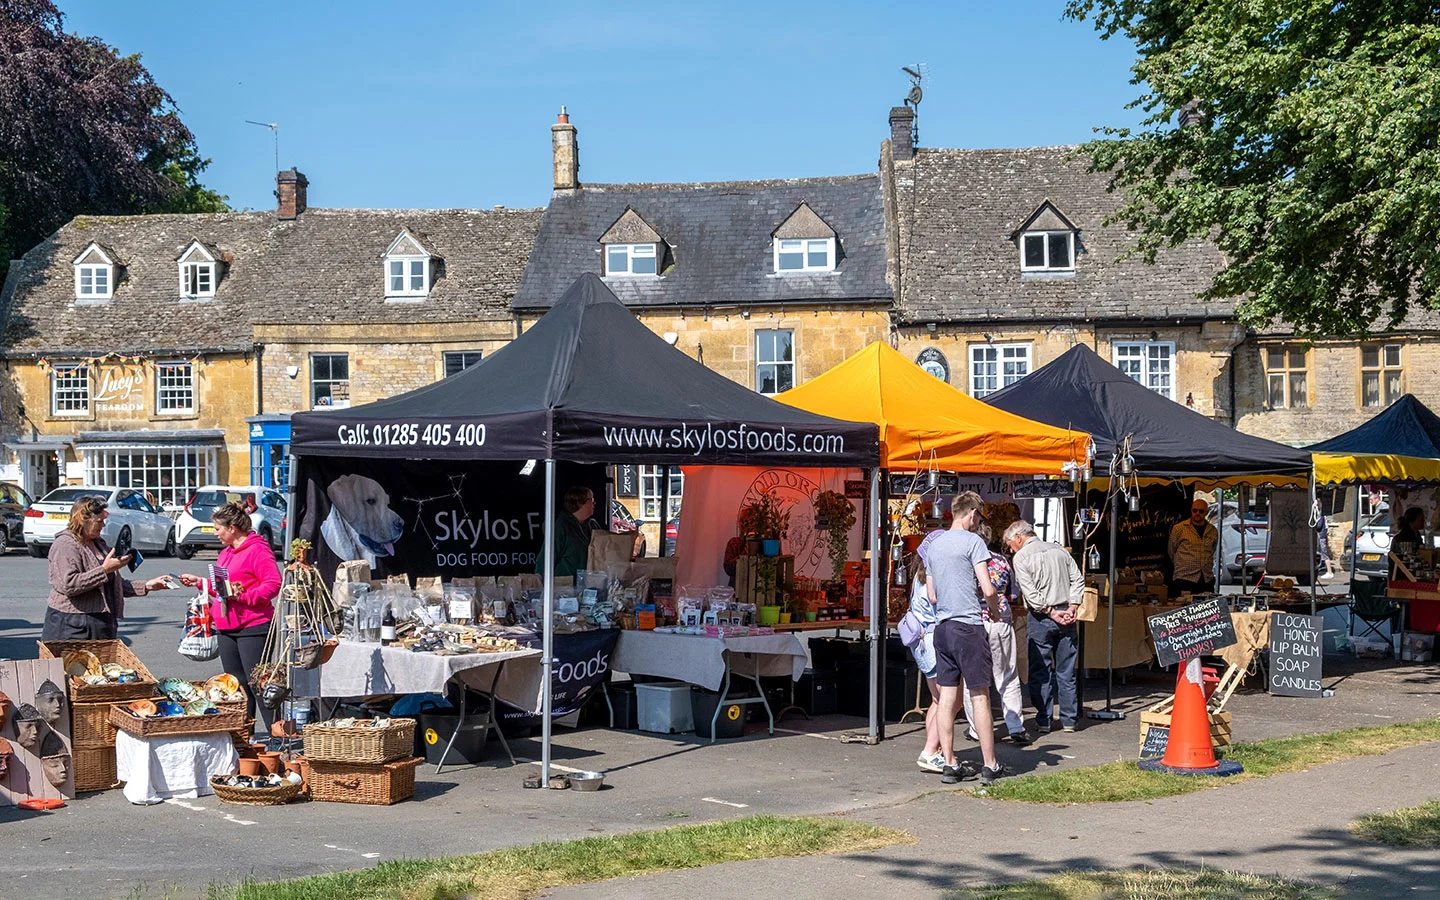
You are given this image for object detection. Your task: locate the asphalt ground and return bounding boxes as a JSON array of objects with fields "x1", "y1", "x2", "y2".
[{"x1": 1, "y1": 549, "x2": 1433, "y2": 899}]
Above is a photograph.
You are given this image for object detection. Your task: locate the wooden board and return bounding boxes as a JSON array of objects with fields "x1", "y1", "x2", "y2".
[
  {"x1": 1138, "y1": 709, "x2": 1232, "y2": 749},
  {"x1": 0, "y1": 658, "x2": 74, "y2": 806}
]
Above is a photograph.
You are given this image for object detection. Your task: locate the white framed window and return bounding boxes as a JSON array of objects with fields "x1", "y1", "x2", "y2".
[
  {"x1": 605, "y1": 243, "x2": 657, "y2": 277},
  {"x1": 639, "y1": 465, "x2": 683, "y2": 521},
  {"x1": 774, "y1": 238, "x2": 835, "y2": 273},
  {"x1": 179, "y1": 262, "x2": 214, "y2": 299},
  {"x1": 310, "y1": 353, "x2": 350, "y2": 409},
  {"x1": 1114, "y1": 341, "x2": 1175, "y2": 399},
  {"x1": 51, "y1": 364, "x2": 90, "y2": 415},
  {"x1": 74, "y1": 265, "x2": 112, "y2": 301},
  {"x1": 386, "y1": 257, "x2": 429, "y2": 298},
  {"x1": 443, "y1": 351, "x2": 483, "y2": 378},
  {"x1": 755, "y1": 329, "x2": 795, "y2": 396},
  {"x1": 84, "y1": 444, "x2": 218, "y2": 510},
  {"x1": 969, "y1": 343, "x2": 1031, "y2": 398},
  {"x1": 155, "y1": 361, "x2": 195, "y2": 414},
  {"x1": 1360, "y1": 343, "x2": 1403, "y2": 408},
  {"x1": 1264, "y1": 346, "x2": 1309, "y2": 410},
  {"x1": 1020, "y1": 231, "x2": 1075, "y2": 272}
]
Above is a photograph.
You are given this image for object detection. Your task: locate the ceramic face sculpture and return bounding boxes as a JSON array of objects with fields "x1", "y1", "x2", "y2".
[
  {"x1": 39, "y1": 730, "x2": 65, "y2": 758},
  {"x1": 41, "y1": 754, "x2": 69, "y2": 789},
  {"x1": 0, "y1": 690, "x2": 11, "y2": 731},
  {"x1": 0, "y1": 737, "x2": 11, "y2": 780},
  {"x1": 13, "y1": 704, "x2": 42, "y2": 754},
  {"x1": 34, "y1": 679, "x2": 65, "y2": 727}
]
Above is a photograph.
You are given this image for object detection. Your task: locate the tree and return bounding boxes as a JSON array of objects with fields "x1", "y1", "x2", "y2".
[
  {"x1": 0, "y1": 0, "x2": 227, "y2": 273},
  {"x1": 1065, "y1": 0, "x2": 1440, "y2": 337}
]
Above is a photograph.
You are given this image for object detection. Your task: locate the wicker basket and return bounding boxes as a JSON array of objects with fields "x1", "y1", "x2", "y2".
[
  {"x1": 302, "y1": 718, "x2": 416, "y2": 764},
  {"x1": 109, "y1": 705, "x2": 247, "y2": 739},
  {"x1": 38, "y1": 640, "x2": 158, "y2": 702},
  {"x1": 71, "y1": 700, "x2": 122, "y2": 746},
  {"x1": 209, "y1": 776, "x2": 302, "y2": 806},
  {"x1": 74, "y1": 745, "x2": 118, "y2": 792},
  {"x1": 307, "y1": 756, "x2": 419, "y2": 805}
]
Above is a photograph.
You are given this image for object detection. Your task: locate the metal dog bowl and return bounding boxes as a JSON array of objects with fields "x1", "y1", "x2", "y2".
[{"x1": 569, "y1": 771, "x2": 605, "y2": 792}]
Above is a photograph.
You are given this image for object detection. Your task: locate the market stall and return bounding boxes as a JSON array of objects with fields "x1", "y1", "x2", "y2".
[{"x1": 289, "y1": 274, "x2": 881, "y2": 781}]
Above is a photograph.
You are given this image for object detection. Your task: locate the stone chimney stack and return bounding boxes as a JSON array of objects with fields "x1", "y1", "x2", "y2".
[
  {"x1": 276, "y1": 168, "x2": 308, "y2": 219},
  {"x1": 551, "y1": 107, "x2": 579, "y2": 191},
  {"x1": 889, "y1": 106, "x2": 915, "y2": 161}
]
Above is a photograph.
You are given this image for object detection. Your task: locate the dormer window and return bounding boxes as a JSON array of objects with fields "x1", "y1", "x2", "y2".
[
  {"x1": 72, "y1": 242, "x2": 116, "y2": 302},
  {"x1": 772, "y1": 202, "x2": 837, "y2": 274},
  {"x1": 383, "y1": 229, "x2": 434, "y2": 300},
  {"x1": 600, "y1": 208, "x2": 664, "y2": 278},
  {"x1": 1012, "y1": 200, "x2": 1079, "y2": 274},
  {"x1": 177, "y1": 241, "x2": 219, "y2": 299}
]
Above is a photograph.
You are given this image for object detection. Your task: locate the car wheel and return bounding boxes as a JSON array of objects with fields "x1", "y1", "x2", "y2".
[
  {"x1": 177, "y1": 544, "x2": 196, "y2": 560},
  {"x1": 164, "y1": 529, "x2": 177, "y2": 557},
  {"x1": 117, "y1": 526, "x2": 132, "y2": 551},
  {"x1": 28, "y1": 542, "x2": 48, "y2": 558},
  {"x1": 1218, "y1": 566, "x2": 1234, "y2": 586},
  {"x1": 259, "y1": 524, "x2": 275, "y2": 551}
]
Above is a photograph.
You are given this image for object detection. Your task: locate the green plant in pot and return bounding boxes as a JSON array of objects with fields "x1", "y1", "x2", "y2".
[
  {"x1": 814, "y1": 490, "x2": 857, "y2": 595},
  {"x1": 738, "y1": 490, "x2": 790, "y2": 556}
]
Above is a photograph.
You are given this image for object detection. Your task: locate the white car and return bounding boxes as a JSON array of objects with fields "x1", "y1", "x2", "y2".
[
  {"x1": 23, "y1": 486, "x2": 177, "y2": 558},
  {"x1": 175, "y1": 485, "x2": 286, "y2": 559}
]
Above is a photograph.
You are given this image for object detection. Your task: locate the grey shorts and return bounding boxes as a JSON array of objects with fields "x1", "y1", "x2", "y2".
[{"x1": 933, "y1": 619, "x2": 992, "y2": 691}]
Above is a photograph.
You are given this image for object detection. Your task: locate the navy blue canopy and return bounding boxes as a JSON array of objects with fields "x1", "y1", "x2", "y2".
[{"x1": 1308, "y1": 394, "x2": 1440, "y2": 457}]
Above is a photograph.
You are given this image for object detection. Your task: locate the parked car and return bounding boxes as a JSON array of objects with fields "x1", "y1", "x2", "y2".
[
  {"x1": 22, "y1": 486, "x2": 177, "y2": 558},
  {"x1": 175, "y1": 485, "x2": 287, "y2": 559},
  {"x1": 665, "y1": 515, "x2": 679, "y2": 556},
  {"x1": 1341, "y1": 509, "x2": 1392, "y2": 579},
  {"x1": 1, "y1": 482, "x2": 34, "y2": 547},
  {"x1": 1216, "y1": 511, "x2": 1269, "y2": 585}
]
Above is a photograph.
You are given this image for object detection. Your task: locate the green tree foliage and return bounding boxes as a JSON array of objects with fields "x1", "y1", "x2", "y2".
[
  {"x1": 0, "y1": 0, "x2": 227, "y2": 273},
  {"x1": 1065, "y1": 0, "x2": 1440, "y2": 337}
]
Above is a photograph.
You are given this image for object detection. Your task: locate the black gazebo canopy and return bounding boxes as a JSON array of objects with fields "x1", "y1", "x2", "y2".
[{"x1": 1309, "y1": 394, "x2": 1440, "y2": 457}]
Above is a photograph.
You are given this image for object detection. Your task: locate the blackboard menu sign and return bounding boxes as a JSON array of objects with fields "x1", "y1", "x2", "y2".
[
  {"x1": 1268, "y1": 612, "x2": 1324, "y2": 698},
  {"x1": 1085, "y1": 483, "x2": 1192, "y2": 574},
  {"x1": 1147, "y1": 596, "x2": 1238, "y2": 667},
  {"x1": 1139, "y1": 724, "x2": 1170, "y2": 760}
]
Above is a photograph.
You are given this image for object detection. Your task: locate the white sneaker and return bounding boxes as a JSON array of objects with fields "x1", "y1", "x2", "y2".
[{"x1": 916, "y1": 752, "x2": 945, "y2": 774}]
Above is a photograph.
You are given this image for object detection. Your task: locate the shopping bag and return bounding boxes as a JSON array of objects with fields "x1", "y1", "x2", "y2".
[
  {"x1": 1075, "y1": 585, "x2": 1099, "y2": 623},
  {"x1": 178, "y1": 594, "x2": 220, "y2": 661}
]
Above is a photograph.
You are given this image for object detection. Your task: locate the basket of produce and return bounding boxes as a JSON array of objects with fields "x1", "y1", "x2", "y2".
[
  {"x1": 110, "y1": 701, "x2": 247, "y2": 738},
  {"x1": 307, "y1": 756, "x2": 419, "y2": 805},
  {"x1": 39, "y1": 640, "x2": 158, "y2": 702},
  {"x1": 210, "y1": 774, "x2": 302, "y2": 806},
  {"x1": 302, "y1": 717, "x2": 416, "y2": 764}
]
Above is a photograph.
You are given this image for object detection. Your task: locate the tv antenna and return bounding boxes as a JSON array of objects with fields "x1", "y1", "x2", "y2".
[
  {"x1": 245, "y1": 120, "x2": 279, "y2": 175},
  {"x1": 901, "y1": 64, "x2": 927, "y2": 146}
]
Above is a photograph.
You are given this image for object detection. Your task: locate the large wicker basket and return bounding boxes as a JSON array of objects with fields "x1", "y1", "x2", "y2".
[
  {"x1": 74, "y1": 745, "x2": 118, "y2": 792},
  {"x1": 38, "y1": 640, "x2": 158, "y2": 702},
  {"x1": 307, "y1": 756, "x2": 419, "y2": 805},
  {"x1": 110, "y1": 705, "x2": 247, "y2": 739},
  {"x1": 72, "y1": 700, "x2": 122, "y2": 746},
  {"x1": 302, "y1": 718, "x2": 415, "y2": 764},
  {"x1": 209, "y1": 776, "x2": 301, "y2": 806}
]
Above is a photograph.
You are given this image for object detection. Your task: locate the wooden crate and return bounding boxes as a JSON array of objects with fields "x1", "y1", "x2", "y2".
[
  {"x1": 1139, "y1": 710, "x2": 1232, "y2": 749},
  {"x1": 735, "y1": 554, "x2": 794, "y2": 607}
]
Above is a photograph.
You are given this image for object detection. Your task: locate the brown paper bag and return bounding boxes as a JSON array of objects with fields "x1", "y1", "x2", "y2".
[
  {"x1": 588, "y1": 530, "x2": 638, "y2": 573},
  {"x1": 1076, "y1": 585, "x2": 1099, "y2": 622}
]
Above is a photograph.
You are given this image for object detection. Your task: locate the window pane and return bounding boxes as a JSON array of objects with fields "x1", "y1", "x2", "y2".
[
  {"x1": 1362, "y1": 372, "x2": 1380, "y2": 406},
  {"x1": 777, "y1": 248, "x2": 804, "y2": 270},
  {"x1": 631, "y1": 253, "x2": 656, "y2": 275},
  {"x1": 390, "y1": 260, "x2": 403, "y2": 277},
  {"x1": 1267, "y1": 348, "x2": 1284, "y2": 370},
  {"x1": 1047, "y1": 234, "x2": 1071, "y2": 269},
  {"x1": 1023, "y1": 235, "x2": 1045, "y2": 268},
  {"x1": 95, "y1": 268, "x2": 107, "y2": 291},
  {"x1": 1384, "y1": 344, "x2": 1402, "y2": 367},
  {"x1": 775, "y1": 330, "x2": 793, "y2": 362},
  {"x1": 756, "y1": 332, "x2": 773, "y2": 363},
  {"x1": 806, "y1": 240, "x2": 829, "y2": 268},
  {"x1": 1290, "y1": 371, "x2": 1308, "y2": 408},
  {"x1": 607, "y1": 246, "x2": 628, "y2": 274},
  {"x1": 758, "y1": 365, "x2": 777, "y2": 394},
  {"x1": 1386, "y1": 371, "x2": 1402, "y2": 404},
  {"x1": 1361, "y1": 346, "x2": 1379, "y2": 368},
  {"x1": 1288, "y1": 349, "x2": 1305, "y2": 369},
  {"x1": 776, "y1": 365, "x2": 794, "y2": 392},
  {"x1": 1269, "y1": 374, "x2": 1287, "y2": 408},
  {"x1": 332, "y1": 355, "x2": 348, "y2": 379}
]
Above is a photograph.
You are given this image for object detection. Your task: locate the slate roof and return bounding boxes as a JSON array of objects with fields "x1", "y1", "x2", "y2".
[
  {"x1": 512, "y1": 175, "x2": 890, "y2": 311},
  {"x1": 893, "y1": 146, "x2": 1229, "y2": 325},
  {"x1": 1, "y1": 207, "x2": 542, "y2": 356}
]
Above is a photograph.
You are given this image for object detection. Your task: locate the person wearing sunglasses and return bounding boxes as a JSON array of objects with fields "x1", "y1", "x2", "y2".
[{"x1": 1169, "y1": 498, "x2": 1219, "y2": 595}]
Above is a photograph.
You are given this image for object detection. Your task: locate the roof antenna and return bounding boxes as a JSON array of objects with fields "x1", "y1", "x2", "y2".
[
  {"x1": 245, "y1": 120, "x2": 279, "y2": 175},
  {"x1": 901, "y1": 65, "x2": 927, "y2": 147}
]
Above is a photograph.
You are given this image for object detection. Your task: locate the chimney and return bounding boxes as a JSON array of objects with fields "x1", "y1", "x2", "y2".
[
  {"x1": 276, "y1": 168, "x2": 308, "y2": 219},
  {"x1": 889, "y1": 106, "x2": 915, "y2": 161},
  {"x1": 551, "y1": 107, "x2": 579, "y2": 191}
]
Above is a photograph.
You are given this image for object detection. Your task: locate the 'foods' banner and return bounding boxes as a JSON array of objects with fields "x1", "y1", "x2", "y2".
[{"x1": 297, "y1": 458, "x2": 605, "y2": 583}]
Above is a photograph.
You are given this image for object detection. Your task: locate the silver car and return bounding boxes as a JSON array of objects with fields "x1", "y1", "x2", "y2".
[
  {"x1": 22, "y1": 486, "x2": 178, "y2": 558},
  {"x1": 1341, "y1": 510, "x2": 1391, "y2": 579}
]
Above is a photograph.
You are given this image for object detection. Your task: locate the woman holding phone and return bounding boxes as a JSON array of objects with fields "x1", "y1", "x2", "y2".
[{"x1": 44, "y1": 496, "x2": 173, "y2": 640}]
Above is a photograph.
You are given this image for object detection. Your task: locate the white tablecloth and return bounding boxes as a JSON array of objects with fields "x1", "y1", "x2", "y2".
[
  {"x1": 115, "y1": 730, "x2": 239, "y2": 805},
  {"x1": 291, "y1": 641, "x2": 546, "y2": 712},
  {"x1": 612, "y1": 631, "x2": 807, "y2": 691}
]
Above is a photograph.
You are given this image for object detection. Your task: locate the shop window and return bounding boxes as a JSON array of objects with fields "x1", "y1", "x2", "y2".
[
  {"x1": 639, "y1": 465, "x2": 683, "y2": 521},
  {"x1": 755, "y1": 329, "x2": 795, "y2": 396},
  {"x1": 50, "y1": 363, "x2": 90, "y2": 416},
  {"x1": 310, "y1": 353, "x2": 350, "y2": 409},
  {"x1": 1114, "y1": 341, "x2": 1175, "y2": 400},
  {"x1": 1360, "y1": 343, "x2": 1403, "y2": 408},
  {"x1": 1264, "y1": 346, "x2": 1309, "y2": 409},
  {"x1": 1020, "y1": 231, "x2": 1074, "y2": 272},
  {"x1": 85, "y1": 445, "x2": 218, "y2": 510},
  {"x1": 605, "y1": 243, "x2": 657, "y2": 277},
  {"x1": 774, "y1": 238, "x2": 835, "y2": 273},
  {"x1": 155, "y1": 361, "x2": 195, "y2": 414},
  {"x1": 443, "y1": 351, "x2": 484, "y2": 378},
  {"x1": 969, "y1": 343, "x2": 1031, "y2": 398}
]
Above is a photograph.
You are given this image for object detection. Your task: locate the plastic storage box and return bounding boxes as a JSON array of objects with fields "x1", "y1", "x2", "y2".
[
  {"x1": 691, "y1": 688, "x2": 745, "y2": 740},
  {"x1": 636, "y1": 682, "x2": 694, "y2": 733},
  {"x1": 417, "y1": 711, "x2": 486, "y2": 765}
]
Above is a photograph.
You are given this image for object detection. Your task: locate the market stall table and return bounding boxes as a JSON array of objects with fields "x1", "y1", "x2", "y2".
[
  {"x1": 115, "y1": 730, "x2": 239, "y2": 805},
  {"x1": 1083, "y1": 605, "x2": 1156, "y2": 669},
  {"x1": 612, "y1": 630, "x2": 807, "y2": 741}
]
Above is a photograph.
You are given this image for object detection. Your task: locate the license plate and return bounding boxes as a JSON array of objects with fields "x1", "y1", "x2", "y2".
[
  {"x1": 47, "y1": 513, "x2": 67, "y2": 521},
  {"x1": 200, "y1": 526, "x2": 214, "y2": 534},
  {"x1": 1362, "y1": 553, "x2": 1381, "y2": 562}
]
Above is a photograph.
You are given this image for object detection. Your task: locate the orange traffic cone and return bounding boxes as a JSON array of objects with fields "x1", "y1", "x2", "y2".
[{"x1": 1161, "y1": 658, "x2": 1217, "y2": 769}]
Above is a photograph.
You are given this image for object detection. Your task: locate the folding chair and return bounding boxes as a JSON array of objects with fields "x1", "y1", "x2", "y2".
[{"x1": 1349, "y1": 577, "x2": 1400, "y2": 643}]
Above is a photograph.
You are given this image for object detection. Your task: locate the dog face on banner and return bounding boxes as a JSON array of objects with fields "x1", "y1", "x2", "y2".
[{"x1": 321, "y1": 474, "x2": 405, "y2": 567}]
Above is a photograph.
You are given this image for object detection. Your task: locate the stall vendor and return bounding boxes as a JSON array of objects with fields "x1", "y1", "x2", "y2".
[
  {"x1": 534, "y1": 487, "x2": 596, "y2": 578},
  {"x1": 1168, "y1": 498, "x2": 1218, "y2": 595},
  {"x1": 1391, "y1": 507, "x2": 1425, "y2": 578}
]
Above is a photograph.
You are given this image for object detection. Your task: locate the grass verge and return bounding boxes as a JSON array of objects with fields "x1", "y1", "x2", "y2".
[
  {"x1": 942, "y1": 868, "x2": 1337, "y2": 899},
  {"x1": 214, "y1": 814, "x2": 910, "y2": 900},
  {"x1": 982, "y1": 717, "x2": 1440, "y2": 804},
  {"x1": 1352, "y1": 799, "x2": 1440, "y2": 847}
]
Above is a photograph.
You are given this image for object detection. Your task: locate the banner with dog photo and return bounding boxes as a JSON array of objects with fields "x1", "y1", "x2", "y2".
[{"x1": 297, "y1": 457, "x2": 606, "y2": 583}]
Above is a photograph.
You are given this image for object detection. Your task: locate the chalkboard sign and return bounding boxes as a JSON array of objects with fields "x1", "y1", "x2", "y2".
[
  {"x1": 1139, "y1": 724, "x2": 1170, "y2": 760},
  {"x1": 1013, "y1": 479, "x2": 1075, "y2": 499},
  {"x1": 1085, "y1": 483, "x2": 1192, "y2": 574},
  {"x1": 1147, "y1": 596, "x2": 1238, "y2": 667},
  {"x1": 1268, "y1": 612, "x2": 1324, "y2": 698},
  {"x1": 614, "y1": 465, "x2": 639, "y2": 498}
]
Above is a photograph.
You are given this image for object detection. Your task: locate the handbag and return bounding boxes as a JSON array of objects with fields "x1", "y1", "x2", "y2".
[
  {"x1": 177, "y1": 594, "x2": 220, "y2": 662},
  {"x1": 897, "y1": 608, "x2": 927, "y2": 648}
]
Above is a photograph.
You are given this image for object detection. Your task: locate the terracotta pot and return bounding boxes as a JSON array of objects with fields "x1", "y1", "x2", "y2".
[
  {"x1": 237, "y1": 758, "x2": 265, "y2": 777},
  {"x1": 240, "y1": 742, "x2": 265, "y2": 759},
  {"x1": 285, "y1": 755, "x2": 310, "y2": 794},
  {"x1": 257, "y1": 752, "x2": 283, "y2": 775}
]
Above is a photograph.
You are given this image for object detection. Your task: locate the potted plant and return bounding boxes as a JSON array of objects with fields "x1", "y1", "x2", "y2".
[
  {"x1": 814, "y1": 491, "x2": 857, "y2": 582},
  {"x1": 738, "y1": 491, "x2": 790, "y2": 556},
  {"x1": 755, "y1": 555, "x2": 782, "y2": 624},
  {"x1": 786, "y1": 590, "x2": 808, "y2": 625}
]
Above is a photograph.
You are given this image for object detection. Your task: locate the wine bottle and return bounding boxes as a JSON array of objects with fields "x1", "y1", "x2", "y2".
[{"x1": 380, "y1": 605, "x2": 397, "y2": 646}]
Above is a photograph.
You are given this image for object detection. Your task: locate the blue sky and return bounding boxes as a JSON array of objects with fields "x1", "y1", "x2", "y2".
[{"x1": 59, "y1": 1, "x2": 1144, "y2": 212}]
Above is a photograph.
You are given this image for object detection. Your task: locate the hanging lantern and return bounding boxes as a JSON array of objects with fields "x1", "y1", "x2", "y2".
[
  {"x1": 1128, "y1": 492, "x2": 1141, "y2": 513},
  {"x1": 1119, "y1": 454, "x2": 1135, "y2": 476},
  {"x1": 1072, "y1": 514, "x2": 1085, "y2": 540},
  {"x1": 1087, "y1": 545, "x2": 1101, "y2": 572}
]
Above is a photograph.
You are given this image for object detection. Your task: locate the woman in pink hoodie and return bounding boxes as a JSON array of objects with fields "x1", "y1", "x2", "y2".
[{"x1": 179, "y1": 501, "x2": 281, "y2": 730}]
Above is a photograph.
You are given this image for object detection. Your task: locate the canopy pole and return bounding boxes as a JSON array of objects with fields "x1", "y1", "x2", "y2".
[
  {"x1": 659, "y1": 465, "x2": 671, "y2": 556},
  {"x1": 541, "y1": 459, "x2": 556, "y2": 784},
  {"x1": 1310, "y1": 473, "x2": 1318, "y2": 616},
  {"x1": 1239, "y1": 485, "x2": 1248, "y2": 596},
  {"x1": 283, "y1": 454, "x2": 302, "y2": 563},
  {"x1": 1350, "y1": 485, "x2": 1361, "y2": 584},
  {"x1": 868, "y1": 467, "x2": 885, "y2": 742},
  {"x1": 1090, "y1": 486, "x2": 1125, "y2": 720}
]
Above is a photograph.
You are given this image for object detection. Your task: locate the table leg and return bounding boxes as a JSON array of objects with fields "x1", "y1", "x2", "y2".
[
  {"x1": 775, "y1": 671, "x2": 810, "y2": 723},
  {"x1": 485, "y1": 662, "x2": 516, "y2": 766},
  {"x1": 711, "y1": 662, "x2": 730, "y2": 744},
  {"x1": 435, "y1": 684, "x2": 466, "y2": 775},
  {"x1": 603, "y1": 680, "x2": 615, "y2": 729},
  {"x1": 754, "y1": 654, "x2": 774, "y2": 735}
]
